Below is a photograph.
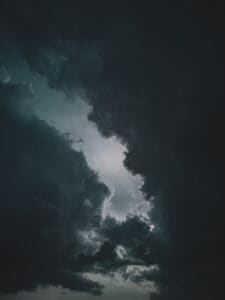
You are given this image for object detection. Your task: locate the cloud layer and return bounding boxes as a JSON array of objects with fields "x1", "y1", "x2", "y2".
[
  {"x1": 1, "y1": 1, "x2": 225, "y2": 299},
  {"x1": 0, "y1": 81, "x2": 109, "y2": 295}
]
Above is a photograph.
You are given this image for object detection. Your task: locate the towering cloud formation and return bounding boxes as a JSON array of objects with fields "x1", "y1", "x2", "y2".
[{"x1": 0, "y1": 1, "x2": 224, "y2": 299}]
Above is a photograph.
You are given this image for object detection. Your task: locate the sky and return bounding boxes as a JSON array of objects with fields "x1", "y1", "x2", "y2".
[
  {"x1": 31, "y1": 74, "x2": 150, "y2": 222},
  {"x1": 0, "y1": 1, "x2": 224, "y2": 300},
  {"x1": 4, "y1": 64, "x2": 149, "y2": 222},
  {"x1": 0, "y1": 61, "x2": 152, "y2": 299}
]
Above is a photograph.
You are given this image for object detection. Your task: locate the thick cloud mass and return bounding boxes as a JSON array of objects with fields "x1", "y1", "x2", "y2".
[
  {"x1": 0, "y1": 1, "x2": 225, "y2": 299},
  {"x1": 0, "y1": 81, "x2": 109, "y2": 295},
  {"x1": 88, "y1": 6, "x2": 225, "y2": 298}
]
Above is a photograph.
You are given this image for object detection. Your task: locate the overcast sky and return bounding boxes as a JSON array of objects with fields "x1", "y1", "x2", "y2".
[
  {"x1": 0, "y1": 1, "x2": 224, "y2": 300},
  {"x1": 31, "y1": 73, "x2": 150, "y2": 222},
  {"x1": 0, "y1": 53, "x2": 152, "y2": 300}
]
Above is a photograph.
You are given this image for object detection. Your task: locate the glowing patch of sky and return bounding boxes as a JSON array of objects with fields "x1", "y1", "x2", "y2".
[{"x1": 29, "y1": 73, "x2": 151, "y2": 222}]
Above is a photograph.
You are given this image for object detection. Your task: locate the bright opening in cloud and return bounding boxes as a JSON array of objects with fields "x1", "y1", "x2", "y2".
[{"x1": 89, "y1": 136, "x2": 126, "y2": 176}]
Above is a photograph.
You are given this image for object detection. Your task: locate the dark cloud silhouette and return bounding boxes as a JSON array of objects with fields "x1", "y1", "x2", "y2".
[
  {"x1": 0, "y1": 81, "x2": 109, "y2": 295},
  {"x1": 89, "y1": 6, "x2": 225, "y2": 299},
  {"x1": 88, "y1": 12, "x2": 225, "y2": 300},
  {"x1": 0, "y1": 1, "x2": 225, "y2": 299}
]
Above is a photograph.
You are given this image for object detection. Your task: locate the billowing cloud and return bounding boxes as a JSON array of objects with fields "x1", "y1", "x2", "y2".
[
  {"x1": 0, "y1": 1, "x2": 225, "y2": 299},
  {"x1": 0, "y1": 81, "x2": 109, "y2": 295}
]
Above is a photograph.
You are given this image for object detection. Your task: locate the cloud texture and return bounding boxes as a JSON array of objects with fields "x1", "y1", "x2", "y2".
[
  {"x1": 0, "y1": 81, "x2": 109, "y2": 295},
  {"x1": 0, "y1": 1, "x2": 225, "y2": 299}
]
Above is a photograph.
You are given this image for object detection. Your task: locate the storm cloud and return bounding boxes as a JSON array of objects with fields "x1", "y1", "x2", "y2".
[
  {"x1": 0, "y1": 1, "x2": 225, "y2": 299},
  {"x1": 0, "y1": 81, "x2": 109, "y2": 295}
]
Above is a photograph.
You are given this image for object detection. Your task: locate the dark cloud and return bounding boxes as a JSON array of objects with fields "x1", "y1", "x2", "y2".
[
  {"x1": 0, "y1": 1, "x2": 225, "y2": 299},
  {"x1": 88, "y1": 5, "x2": 225, "y2": 299},
  {"x1": 78, "y1": 218, "x2": 150, "y2": 272},
  {"x1": 0, "y1": 81, "x2": 109, "y2": 295}
]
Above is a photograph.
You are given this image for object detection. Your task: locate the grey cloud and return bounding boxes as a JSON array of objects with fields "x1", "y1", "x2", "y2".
[
  {"x1": 0, "y1": 81, "x2": 109, "y2": 295},
  {"x1": 1, "y1": 1, "x2": 225, "y2": 299}
]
